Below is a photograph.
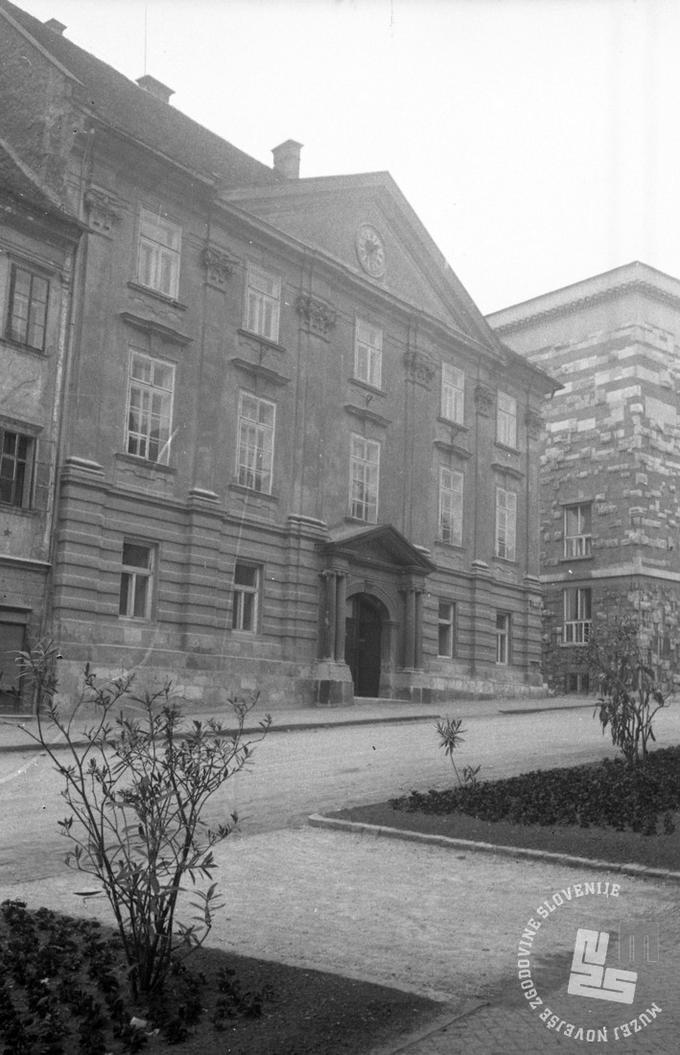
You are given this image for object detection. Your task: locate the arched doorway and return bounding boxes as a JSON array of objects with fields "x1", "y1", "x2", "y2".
[{"x1": 345, "y1": 594, "x2": 383, "y2": 697}]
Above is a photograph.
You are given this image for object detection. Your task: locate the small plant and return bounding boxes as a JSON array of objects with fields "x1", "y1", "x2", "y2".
[
  {"x1": 585, "y1": 617, "x2": 671, "y2": 765},
  {"x1": 435, "y1": 717, "x2": 481, "y2": 787},
  {"x1": 15, "y1": 641, "x2": 271, "y2": 1001}
]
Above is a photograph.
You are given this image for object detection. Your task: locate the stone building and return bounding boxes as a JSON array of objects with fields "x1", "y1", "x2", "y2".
[
  {"x1": 488, "y1": 262, "x2": 680, "y2": 692},
  {"x1": 0, "y1": 0, "x2": 555, "y2": 710},
  {"x1": 0, "y1": 136, "x2": 82, "y2": 711}
]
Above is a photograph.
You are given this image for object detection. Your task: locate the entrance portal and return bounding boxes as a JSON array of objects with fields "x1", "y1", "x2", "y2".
[{"x1": 345, "y1": 594, "x2": 383, "y2": 697}]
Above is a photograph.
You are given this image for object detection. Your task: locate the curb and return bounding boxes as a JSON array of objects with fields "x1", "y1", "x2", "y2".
[
  {"x1": 308, "y1": 814, "x2": 680, "y2": 884},
  {"x1": 0, "y1": 712, "x2": 443, "y2": 754},
  {"x1": 368, "y1": 998, "x2": 488, "y2": 1055}
]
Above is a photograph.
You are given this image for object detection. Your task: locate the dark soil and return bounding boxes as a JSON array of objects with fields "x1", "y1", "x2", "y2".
[
  {"x1": 331, "y1": 803, "x2": 680, "y2": 872},
  {"x1": 0, "y1": 900, "x2": 441, "y2": 1055}
]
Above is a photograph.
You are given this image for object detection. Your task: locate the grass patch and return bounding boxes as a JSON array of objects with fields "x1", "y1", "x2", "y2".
[
  {"x1": 0, "y1": 900, "x2": 441, "y2": 1055},
  {"x1": 330, "y1": 747, "x2": 680, "y2": 873}
]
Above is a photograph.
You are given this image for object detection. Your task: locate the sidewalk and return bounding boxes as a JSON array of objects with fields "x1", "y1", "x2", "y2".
[{"x1": 0, "y1": 693, "x2": 592, "y2": 752}]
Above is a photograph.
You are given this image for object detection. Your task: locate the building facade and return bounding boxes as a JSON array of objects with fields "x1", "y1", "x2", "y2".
[
  {"x1": 488, "y1": 262, "x2": 680, "y2": 692},
  {"x1": 0, "y1": 136, "x2": 82, "y2": 711},
  {"x1": 0, "y1": 0, "x2": 555, "y2": 711}
]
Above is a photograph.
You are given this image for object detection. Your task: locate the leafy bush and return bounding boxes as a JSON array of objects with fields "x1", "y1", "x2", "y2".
[
  {"x1": 585, "y1": 617, "x2": 672, "y2": 765},
  {"x1": 391, "y1": 745, "x2": 680, "y2": 835},
  {"x1": 15, "y1": 641, "x2": 270, "y2": 1000}
]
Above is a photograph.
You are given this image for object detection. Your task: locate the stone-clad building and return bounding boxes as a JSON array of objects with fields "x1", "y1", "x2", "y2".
[
  {"x1": 0, "y1": 0, "x2": 555, "y2": 710},
  {"x1": 0, "y1": 136, "x2": 82, "y2": 711},
  {"x1": 488, "y1": 262, "x2": 680, "y2": 692}
]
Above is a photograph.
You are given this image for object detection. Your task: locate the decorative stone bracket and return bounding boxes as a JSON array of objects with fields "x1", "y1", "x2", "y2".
[
  {"x1": 474, "y1": 384, "x2": 495, "y2": 417},
  {"x1": 403, "y1": 350, "x2": 435, "y2": 389},
  {"x1": 84, "y1": 188, "x2": 121, "y2": 235},
  {"x1": 201, "y1": 245, "x2": 237, "y2": 289},
  {"x1": 296, "y1": 293, "x2": 337, "y2": 337}
]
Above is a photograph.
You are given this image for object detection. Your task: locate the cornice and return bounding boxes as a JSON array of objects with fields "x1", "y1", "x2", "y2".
[{"x1": 492, "y1": 279, "x2": 680, "y2": 335}]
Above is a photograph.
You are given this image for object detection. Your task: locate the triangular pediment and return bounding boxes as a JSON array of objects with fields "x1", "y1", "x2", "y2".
[
  {"x1": 324, "y1": 524, "x2": 436, "y2": 574},
  {"x1": 220, "y1": 172, "x2": 502, "y2": 357}
]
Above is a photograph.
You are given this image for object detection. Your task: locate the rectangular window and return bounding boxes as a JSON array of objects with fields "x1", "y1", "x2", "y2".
[
  {"x1": 350, "y1": 434, "x2": 380, "y2": 522},
  {"x1": 564, "y1": 502, "x2": 592, "y2": 559},
  {"x1": 126, "y1": 351, "x2": 175, "y2": 464},
  {"x1": 119, "y1": 541, "x2": 154, "y2": 620},
  {"x1": 245, "y1": 264, "x2": 281, "y2": 342},
  {"x1": 497, "y1": 391, "x2": 517, "y2": 447},
  {"x1": 232, "y1": 562, "x2": 260, "y2": 632},
  {"x1": 496, "y1": 612, "x2": 511, "y2": 664},
  {"x1": 441, "y1": 363, "x2": 464, "y2": 423},
  {"x1": 237, "y1": 392, "x2": 275, "y2": 493},
  {"x1": 563, "y1": 587, "x2": 592, "y2": 644},
  {"x1": 495, "y1": 487, "x2": 517, "y2": 561},
  {"x1": 7, "y1": 265, "x2": 49, "y2": 351},
  {"x1": 354, "y1": 319, "x2": 383, "y2": 388},
  {"x1": 0, "y1": 428, "x2": 34, "y2": 508},
  {"x1": 438, "y1": 601, "x2": 455, "y2": 658},
  {"x1": 137, "y1": 208, "x2": 181, "y2": 298},
  {"x1": 566, "y1": 672, "x2": 590, "y2": 694},
  {"x1": 439, "y1": 467, "x2": 464, "y2": 545}
]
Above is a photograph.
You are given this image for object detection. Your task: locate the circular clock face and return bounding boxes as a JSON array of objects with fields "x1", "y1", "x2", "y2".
[{"x1": 355, "y1": 224, "x2": 386, "y2": 278}]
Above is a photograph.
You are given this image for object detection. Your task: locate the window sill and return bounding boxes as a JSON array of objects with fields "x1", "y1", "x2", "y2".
[
  {"x1": 560, "y1": 555, "x2": 593, "y2": 563},
  {"x1": 344, "y1": 515, "x2": 378, "y2": 526},
  {"x1": 1, "y1": 336, "x2": 47, "y2": 357},
  {"x1": 228, "y1": 482, "x2": 278, "y2": 501},
  {"x1": 348, "y1": 377, "x2": 385, "y2": 397},
  {"x1": 127, "y1": 281, "x2": 187, "y2": 311},
  {"x1": 435, "y1": 539, "x2": 464, "y2": 550},
  {"x1": 437, "y1": 416, "x2": 468, "y2": 431},
  {"x1": 0, "y1": 503, "x2": 38, "y2": 517},
  {"x1": 494, "y1": 555, "x2": 518, "y2": 565},
  {"x1": 237, "y1": 328, "x2": 286, "y2": 354},
  {"x1": 494, "y1": 441, "x2": 520, "y2": 455},
  {"x1": 115, "y1": 453, "x2": 176, "y2": 475}
]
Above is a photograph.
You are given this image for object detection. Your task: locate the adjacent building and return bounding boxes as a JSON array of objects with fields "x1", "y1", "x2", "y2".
[
  {"x1": 0, "y1": 0, "x2": 556, "y2": 711},
  {"x1": 0, "y1": 136, "x2": 82, "y2": 711},
  {"x1": 488, "y1": 262, "x2": 680, "y2": 692}
]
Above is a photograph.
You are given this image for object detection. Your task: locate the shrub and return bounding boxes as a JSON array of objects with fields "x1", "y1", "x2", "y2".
[
  {"x1": 585, "y1": 617, "x2": 672, "y2": 765},
  {"x1": 15, "y1": 641, "x2": 271, "y2": 1000}
]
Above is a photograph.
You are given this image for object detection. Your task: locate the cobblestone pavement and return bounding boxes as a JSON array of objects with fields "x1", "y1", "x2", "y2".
[{"x1": 1, "y1": 826, "x2": 678, "y2": 1054}]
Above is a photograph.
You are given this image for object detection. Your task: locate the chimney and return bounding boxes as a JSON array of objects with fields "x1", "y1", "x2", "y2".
[
  {"x1": 272, "y1": 140, "x2": 303, "y2": 180},
  {"x1": 44, "y1": 18, "x2": 66, "y2": 34},
  {"x1": 136, "y1": 75, "x2": 174, "y2": 105}
]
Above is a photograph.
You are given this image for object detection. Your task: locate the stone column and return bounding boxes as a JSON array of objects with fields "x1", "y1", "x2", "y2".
[
  {"x1": 414, "y1": 589, "x2": 424, "y2": 669},
  {"x1": 403, "y1": 588, "x2": 416, "y2": 669},
  {"x1": 334, "y1": 572, "x2": 347, "y2": 661}
]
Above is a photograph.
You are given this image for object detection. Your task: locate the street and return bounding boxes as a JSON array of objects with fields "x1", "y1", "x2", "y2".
[{"x1": 1, "y1": 702, "x2": 678, "y2": 884}]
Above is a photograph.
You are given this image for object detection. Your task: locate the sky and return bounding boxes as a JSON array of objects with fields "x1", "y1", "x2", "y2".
[{"x1": 12, "y1": 0, "x2": 680, "y2": 314}]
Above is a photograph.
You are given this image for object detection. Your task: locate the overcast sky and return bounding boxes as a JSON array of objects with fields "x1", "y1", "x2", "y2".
[{"x1": 14, "y1": 0, "x2": 680, "y2": 313}]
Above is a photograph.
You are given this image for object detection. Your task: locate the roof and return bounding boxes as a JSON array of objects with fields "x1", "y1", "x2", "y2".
[
  {"x1": 0, "y1": 0, "x2": 281, "y2": 188},
  {"x1": 486, "y1": 261, "x2": 680, "y2": 334},
  {"x1": 0, "y1": 134, "x2": 81, "y2": 229}
]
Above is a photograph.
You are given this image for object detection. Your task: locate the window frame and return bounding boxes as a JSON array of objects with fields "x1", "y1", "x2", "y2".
[
  {"x1": 349, "y1": 434, "x2": 380, "y2": 523},
  {"x1": 437, "y1": 600, "x2": 456, "y2": 658},
  {"x1": 6, "y1": 263, "x2": 49, "y2": 352},
  {"x1": 244, "y1": 263, "x2": 281, "y2": 343},
  {"x1": 563, "y1": 587, "x2": 592, "y2": 645},
  {"x1": 0, "y1": 426, "x2": 35, "y2": 509},
  {"x1": 125, "y1": 349, "x2": 175, "y2": 465},
  {"x1": 441, "y1": 363, "x2": 465, "y2": 424},
  {"x1": 136, "y1": 208, "x2": 182, "y2": 300},
  {"x1": 564, "y1": 502, "x2": 593, "y2": 559},
  {"x1": 354, "y1": 318, "x2": 383, "y2": 389},
  {"x1": 496, "y1": 391, "x2": 518, "y2": 448},
  {"x1": 236, "y1": 391, "x2": 276, "y2": 494},
  {"x1": 496, "y1": 611, "x2": 511, "y2": 665},
  {"x1": 231, "y1": 562, "x2": 261, "y2": 633},
  {"x1": 495, "y1": 486, "x2": 517, "y2": 561},
  {"x1": 118, "y1": 540, "x2": 155, "y2": 621},
  {"x1": 438, "y1": 466, "x2": 464, "y2": 546}
]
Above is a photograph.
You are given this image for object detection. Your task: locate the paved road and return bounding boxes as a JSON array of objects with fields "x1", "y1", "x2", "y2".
[{"x1": 1, "y1": 704, "x2": 678, "y2": 884}]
